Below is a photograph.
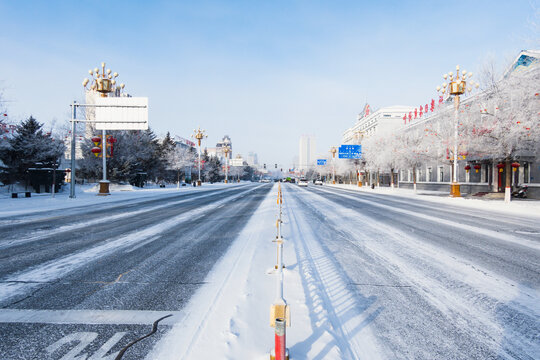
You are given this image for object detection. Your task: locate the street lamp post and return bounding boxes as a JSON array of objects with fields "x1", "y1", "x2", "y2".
[
  {"x1": 223, "y1": 144, "x2": 230, "y2": 183},
  {"x1": 82, "y1": 62, "x2": 124, "y2": 196},
  {"x1": 330, "y1": 147, "x2": 337, "y2": 184},
  {"x1": 437, "y1": 65, "x2": 479, "y2": 197},
  {"x1": 191, "y1": 127, "x2": 207, "y2": 186},
  {"x1": 353, "y1": 130, "x2": 364, "y2": 187}
]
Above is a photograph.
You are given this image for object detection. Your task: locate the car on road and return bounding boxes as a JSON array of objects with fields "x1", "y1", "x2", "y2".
[
  {"x1": 298, "y1": 178, "x2": 308, "y2": 187},
  {"x1": 314, "y1": 179, "x2": 323, "y2": 185}
]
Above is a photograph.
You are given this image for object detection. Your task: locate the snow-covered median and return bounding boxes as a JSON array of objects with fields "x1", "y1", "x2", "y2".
[{"x1": 148, "y1": 183, "x2": 384, "y2": 359}]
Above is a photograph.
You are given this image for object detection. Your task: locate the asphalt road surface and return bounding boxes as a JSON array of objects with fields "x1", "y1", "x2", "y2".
[{"x1": 0, "y1": 183, "x2": 272, "y2": 360}]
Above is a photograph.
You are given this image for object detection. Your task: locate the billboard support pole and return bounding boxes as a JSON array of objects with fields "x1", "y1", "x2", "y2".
[
  {"x1": 69, "y1": 102, "x2": 77, "y2": 198},
  {"x1": 67, "y1": 100, "x2": 148, "y2": 199}
]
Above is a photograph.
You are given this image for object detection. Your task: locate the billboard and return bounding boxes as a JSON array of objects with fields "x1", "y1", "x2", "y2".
[
  {"x1": 95, "y1": 97, "x2": 148, "y2": 130},
  {"x1": 338, "y1": 145, "x2": 362, "y2": 159}
]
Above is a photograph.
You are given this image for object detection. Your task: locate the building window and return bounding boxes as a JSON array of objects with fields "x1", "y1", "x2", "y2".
[
  {"x1": 524, "y1": 162, "x2": 529, "y2": 183},
  {"x1": 427, "y1": 167, "x2": 433, "y2": 182},
  {"x1": 438, "y1": 167, "x2": 444, "y2": 182}
]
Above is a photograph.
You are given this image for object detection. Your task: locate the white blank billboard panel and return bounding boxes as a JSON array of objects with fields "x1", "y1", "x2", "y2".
[{"x1": 95, "y1": 97, "x2": 148, "y2": 130}]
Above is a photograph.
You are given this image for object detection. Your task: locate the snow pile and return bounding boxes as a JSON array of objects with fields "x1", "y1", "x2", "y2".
[{"x1": 84, "y1": 183, "x2": 138, "y2": 192}]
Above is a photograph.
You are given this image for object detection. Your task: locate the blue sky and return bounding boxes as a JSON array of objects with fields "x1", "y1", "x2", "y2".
[{"x1": 0, "y1": 0, "x2": 537, "y2": 167}]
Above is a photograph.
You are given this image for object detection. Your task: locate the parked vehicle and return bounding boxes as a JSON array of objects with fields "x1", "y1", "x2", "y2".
[
  {"x1": 314, "y1": 179, "x2": 323, "y2": 185},
  {"x1": 512, "y1": 185, "x2": 528, "y2": 198}
]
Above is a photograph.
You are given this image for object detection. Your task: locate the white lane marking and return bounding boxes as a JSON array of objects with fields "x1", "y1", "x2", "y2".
[
  {"x1": 88, "y1": 332, "x2": 127, "y2": 360},
  {"x1": 46, "y1": 332, "x2": 98, "y2": 360},
  {"x1": 0, "y1": 185, "x2": 265, "y2": 303},
  {"x1": 46, "y1": 331, "x2": 127, "y2": 360},
  {"x1": 0, "y1": 186, "x2": 245, "y2": 251},
  {"x1": 0, "y1": 309, "x2": 181, "y2": 325},
  {"x1": 124, "y1": 235, "x2": 161, "y2": 253}
]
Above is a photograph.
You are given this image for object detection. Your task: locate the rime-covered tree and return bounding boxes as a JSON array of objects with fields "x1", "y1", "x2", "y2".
[
  {"x1": 167, "y1": 145, "x2": 196, "y2": 187},
  {"x1": 466, "y1": 66, "x2": 540, "y2": 202}
]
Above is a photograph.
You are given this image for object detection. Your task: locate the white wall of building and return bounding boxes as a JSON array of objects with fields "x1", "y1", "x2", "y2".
[{"x1": 342, "y1": 105, "x2": 415, "y2": 144}]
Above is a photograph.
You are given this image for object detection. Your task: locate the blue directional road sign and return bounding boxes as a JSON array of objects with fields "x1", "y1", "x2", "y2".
[
  {"x1": 317, "y1": 159, "x2": 327, "y2": 166},
  {"x1": 338, "y1": 145, "x2": 362, "y2": 159}
]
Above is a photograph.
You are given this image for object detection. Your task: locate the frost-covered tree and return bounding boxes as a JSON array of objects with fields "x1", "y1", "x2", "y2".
[
  {"x1": 466, "y1": 66, "x2": 540, "y2": 202},
  {"x1": 229, "y1": 165, "x2": 245, "y2": 182},
  {"x1": 167, "y1": 145, "x2": 195, "y2": 187},
  {"x1": 0, "y1": 116, "x2": 65, "y2": 185},
  {"x1": 394, "y1": 130, "x2": 431, "y2": 193},
  {"x1": 362, "y1": 133, "x2": 403, "y2": 187}
]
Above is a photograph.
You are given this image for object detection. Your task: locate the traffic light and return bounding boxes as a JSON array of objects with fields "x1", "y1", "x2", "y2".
[
  {"x1": 264, "y1": 164, "x2": 266, "y2": 169},
  {"x1": 275, "y1": 164, "x2": 277, "y2": 169},
  {"x1": 91, "y1": 136, "x2": 102, "y2": 157}
]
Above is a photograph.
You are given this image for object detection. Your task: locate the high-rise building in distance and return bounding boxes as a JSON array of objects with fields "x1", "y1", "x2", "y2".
[{"x1": 298, "y1": 135, "x2": 316, "y2": 172}]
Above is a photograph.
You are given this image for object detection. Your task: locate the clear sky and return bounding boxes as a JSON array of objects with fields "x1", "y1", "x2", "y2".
[{"x1": 0, "y1": 0, "x2": 538, "y2": 167}]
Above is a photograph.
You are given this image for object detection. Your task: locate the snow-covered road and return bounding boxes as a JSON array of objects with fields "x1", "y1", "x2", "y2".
[
  {"x1": 0, "y1": 183, "x2": 271, "y2": 359},
  {"x1": 284, "y1": 184, "x2": 540, "y2": 359},
  {"x1": 0, "y1": 182, "x2": 538, "y2": 359}
]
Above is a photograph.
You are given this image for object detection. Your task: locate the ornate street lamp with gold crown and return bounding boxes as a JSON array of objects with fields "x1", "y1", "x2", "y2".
[
  {"x1": 436, "y1": 65, "x2": 479, "y2": 197},
  {"x1": 223, "y1": 144, "x2": 231, "y2": 184},
  {"x1": 330, "y1": 146, "x2": 337, "y2": 184},
  {"x1": 82, "y1": 62, "x2": 125, "y2": 195},
  {"x1": 191, "y1": 127, "x2": 207, "y2": 186},
  {"x1": 83, "y1": 62, "x2": 124, "y2": 97}
]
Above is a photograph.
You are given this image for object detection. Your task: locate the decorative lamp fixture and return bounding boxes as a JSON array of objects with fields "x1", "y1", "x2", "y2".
[
  {"x1": 91, "y1": 147, "x2": 102, "y2": 157},
  {"x1": 464, "y1": 165, "x2": 471, "y2": 173},
  {"x1": 436, "y1": 65, "x2": 480, "y2": 198},
  {"x1": 496, "y1": 163, "x2": 505, "y2": 172},
  {"x1": 511, "y1": 162, "x2": 520, "y2": 172},
  {"x1": 473, "y1": 164, "x2": 481, "y2": 173},
  {"x1": 83, "y1": 62, "x2": 124, "y2": 97},
  {"x1": 437, "y1": 66, "x2": 479, "y2": 100}
]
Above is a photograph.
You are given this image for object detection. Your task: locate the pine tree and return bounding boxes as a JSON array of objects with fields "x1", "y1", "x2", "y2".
[{"x1": 0, "y1": 116, "x2": 64, "y2": 185}]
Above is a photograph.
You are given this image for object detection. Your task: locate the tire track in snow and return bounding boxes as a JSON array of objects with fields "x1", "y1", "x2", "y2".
[
  {"x1": 296, "y1": 185, "x2": 540, "y2": 359},
  {"x1": 285, "y1": 185, "x2": 385, "y2": 359},
  {"x1": 312, "y1": 186, "x2": 540, "y2": 251}
]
